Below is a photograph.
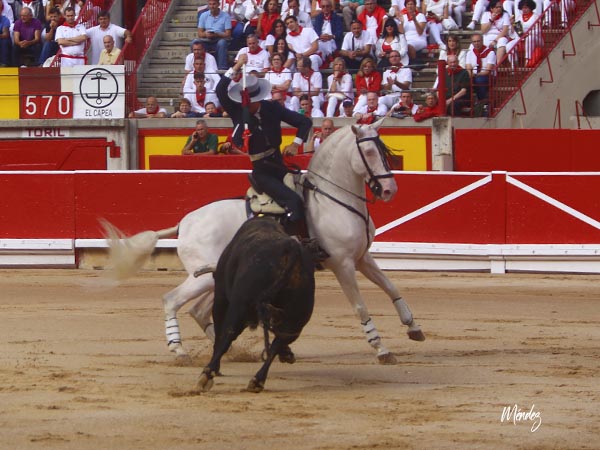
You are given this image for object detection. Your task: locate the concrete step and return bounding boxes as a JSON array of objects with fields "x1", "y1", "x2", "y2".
[
  {"x1": 162, "y1": 30, "x2": 199, "y2": 42},
  {"x1": 143, "y1": 66, "x2": 188, "y2": 75}
]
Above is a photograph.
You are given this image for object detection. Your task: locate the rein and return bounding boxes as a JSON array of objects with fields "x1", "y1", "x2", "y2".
[{"x1": 303, "y1": 134, "x2": 393, "y2": 248}]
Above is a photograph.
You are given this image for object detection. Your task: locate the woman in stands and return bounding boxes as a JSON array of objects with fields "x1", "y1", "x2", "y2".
[
  {"x1": 265, "y1": 52, "x2": 292, "y2": 100},
  {"x1": 256, "y1": 0, "x2": 280, "y2": 41},
  {"x1": 375, "y1": 17, "x2": 408, "y2": 69},
  {"x1": 401, "y1": 0, "x2": 427, "y2": 62},
  {"x1": 325, "y1": 57, "x2": 353, "y2": 117},
  {"x1": 421, "y1": 0, "x2": 451, "y2": 50},
  {"x1": 508, "y1": 0, "x2": 542, "y2": 67},
  {"x1": 481, "y1": 0, "x2": 511, "y2": 64},
  {"x1": 273, "y1": 36, "x2": 295, "y2": 69},
  {"x1": 439, "y1": 35, "x2": 466, "y2": 67},
  {"x1": 353, "y1": 57, "x2": 381, "y2": 112},
  {"x1": 264, "y1": 18, "x2": 285, "y2": 53}
]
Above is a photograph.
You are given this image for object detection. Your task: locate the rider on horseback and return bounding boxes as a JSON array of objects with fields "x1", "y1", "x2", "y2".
[{"x1": 216, "y1": 58, "x2": 328, "y2": 262}]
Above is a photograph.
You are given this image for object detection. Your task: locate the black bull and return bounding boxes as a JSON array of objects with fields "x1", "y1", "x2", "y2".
[{"x1": 196, "y1": 217, "x2": 316, "y2": 393}]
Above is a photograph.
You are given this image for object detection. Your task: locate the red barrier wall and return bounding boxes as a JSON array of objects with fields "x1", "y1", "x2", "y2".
[
  {"x1": 2, "y1": 171, "x2": 600, "y2": 244},
  {"x1": 454, "y1": 130, "x2": 600, "y2": 172},
  {"x1": 0, "y1": 139, "x2": 111, "y2": 170},
  {"x1": 149, "y1": 155, "x2": 313, "y2": 170}
]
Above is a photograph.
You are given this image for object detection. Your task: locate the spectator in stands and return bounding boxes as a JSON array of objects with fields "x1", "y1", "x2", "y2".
[
  {"x1": 449, "y1": 0, "x2": 466, "y2": 29},
  {"x1": 340, "y1": 0, "x2": 364, "y2": 32},
  {"x1": 353, "y1": 56, "x2": 381, "y2": 111},
  {"x1": 511, "y1": 0, "x2": 542, "y2": 67},
  {"x1": 197, "y1": 0, "x2": 232, "y2": 70},
  {"x1": 467, "y1": 0, "x2": 514, "y2": 30},
  {"x1": 220, "y1": 0, "x2": 245, "y2": 47},
  {"x1": 440, "y1": 54, "x2": 471, "y2": 116},
  {"x1": 354, "y1": 91, "x2": 387, "y2": 123},
  {"x1": 2, "y1": 0, "x2": 15, "y2": 26},
  {"x1": 305, "y1": 117, "x2": 334, "y2": 152},
  {"x1": 290, "y1": 54, "x2": 323, "y2": 112},
  {"x1": 44, "y1": 0, "x2": 63, "y2": 23},
  {"x1": 183, "y1": 57, "x2": 221, "y2": 100},
  {"x1": 129, "y1": 96, "x2": 167, "y2": 118},
  {"x1": 181, "y1": 119, "x2": 219, "y2": 155},
  {"x1": 98, "y1": 35, "x2": 121, "y2": 64},
  {"x1": 13, "y1": 0, "x2": 44, "y2": 25},
  {"x1": 38, "y1": 6, "x2": 62, "y2": 65},
  {"x1": 387, "y1": 90, "x2": 419, "y2": 118},
  {"x1": 480, "y1": 0, "x2": 511, "y2": 64},
  {"x1": 339, "y1": 19, "x2": 374, "y2": 71},
  {"x1": 281, "y1": 0, "x2": 312, "y2": 28},
  {"x1": 171, "y1": 97, "x2": 202, "y2": 118},
  {"x1": 264, "y1": 18, "x2": 286, "y2": 53},
  {"x1": 284, "y1": 14, "x2": 321, "y2": 71},
  {"x1": 375, "y1": 17, "x2": 408, "y2": 69},
  {"x1": 299, "y1": 93, "x2": 324, "y2": 117},
  {"x1": 255, "y1": 0, "x2": 279, "y2": 41},
  {"x1": 62, "y1": 0, "x2": 84, "y2": 18},
  {"x1": 270, "y1": 89, "x2": 295, "y2": 111},
  {"x1": 413, "y1": 92, "x2": 440, "y2": 121},
  {"x1": 0, "y1": 2, "x2": 11, "y2": 67},
  {"x1": 234, "y1": 33, "x2": 270, "y2": 74},
  {"x1": 203, "y1": 101, "x2": 223, "y2": 117},
  {"x1": 12, "y1": 7, "x2": 42, "y2": 66},
  {"x1": 379, "y1": 50, "x2": 412, "y2": 110},
  {"x1": 338, "y1": 98, "x2": 355, "y2": 117},
  {"x1": 401, "y1": 0, "x2": 427, "y2": 62},
  {"x1": 466, "y1": 32, "x2": 496, "y2": 101},
  {"x1": 85, "y1": 10, "x2": 132, "y2": 66},
  {"x1": 357, "y1": 0, "x2": 386, "y2": 40},
  {"x1": 265, "y1": 52, "x2": 292, "y2": 99},
  {"x1": 325, "y1": 56, "x2": 353, "y2": 117},
  {"x1": 438, "y1": 34, "x2": 467, "y2": 68},
  {"x1": 185, "y1": 40, "x2": 218, "y2": 79},
  {"x1": 55, "y1": 6, "x2": 86, "y2": 66},
  {"x1": 186, "y1": 72, "x2": 220, "y2": 115},
  {"x1": 421, "y1": 0, "x2": 453, "y2": 51},
  {"x1": 273, "y1": 35, "x2": 295, "y2": 69},
  {"x1": 313, "y1": 0, "x2": 343, "y2": 63}
]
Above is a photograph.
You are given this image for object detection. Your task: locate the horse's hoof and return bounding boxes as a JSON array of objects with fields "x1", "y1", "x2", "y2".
[
  {"x1": 174, "y1": 354, "x2": 193, "y2": 366},
  {"x1": 408, "y1": 329, "x2": 426, "y2": 342},
  {"x1": 246, "y1": 377, "x2": 264, "y2": 393},
  {"x1": 197, "y1": 373, "x2": 214, "y2": 392},
  {"x1": 377, "y1": 352, "x2": 398, "y2": 365},
  {"x1": 278, "y1": 347, "x2": 296, "y2": 364}
]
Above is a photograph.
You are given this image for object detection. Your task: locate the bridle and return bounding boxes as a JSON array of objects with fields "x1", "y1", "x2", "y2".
[
  {"x1": 355, "y1": 135, "x2": 394, "y2": 198},
  {"x1": 303, "y1": 132, "x2": 394, "y2": 247}
]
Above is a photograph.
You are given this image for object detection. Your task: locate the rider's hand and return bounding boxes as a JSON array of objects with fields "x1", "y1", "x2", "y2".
[{"x1": 283, "y1": 142, "x2": 299, "y2": 156}]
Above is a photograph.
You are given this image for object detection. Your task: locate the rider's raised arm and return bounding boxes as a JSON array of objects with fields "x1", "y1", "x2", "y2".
[{"x1": 278, "y1": 103, "x2": 313, "y2": 144}]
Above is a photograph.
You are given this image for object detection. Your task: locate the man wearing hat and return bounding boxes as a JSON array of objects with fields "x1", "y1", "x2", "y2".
[{"x1": 216, "y1": 57, "x2": 315, "y2": 240}]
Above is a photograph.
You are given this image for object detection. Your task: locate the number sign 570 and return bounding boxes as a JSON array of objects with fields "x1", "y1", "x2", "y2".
[{"x1": 21, "y1": 94, "x2": 73, "y2": 119}]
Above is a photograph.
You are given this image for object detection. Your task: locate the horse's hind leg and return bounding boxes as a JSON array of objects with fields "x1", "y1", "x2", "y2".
[
  {"x1": 357, "y1": 252, "x2": 425, "y2": 342},
  {"x1": 331, "y1": 260, "x2": 395, "y2": 364},
  {"x1": 188, "y1": 291, "x2": 216, "y2": 342},
  {"x1": 163, "y1": 273, "x2": 214, "y2": 360}
]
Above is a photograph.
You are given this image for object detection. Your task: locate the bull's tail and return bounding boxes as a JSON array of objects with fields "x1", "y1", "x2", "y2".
[
  {"x1": 100, "y1": 219, "x2": 179, "y2": 281},
  {"x1": 193, "y1": 264, "x2": 216, "y2": 278}
]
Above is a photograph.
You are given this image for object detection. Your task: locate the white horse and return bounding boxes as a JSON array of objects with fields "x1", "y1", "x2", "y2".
[{"x1": 104, "y1": 119, "x2": 425, "y2": 364}]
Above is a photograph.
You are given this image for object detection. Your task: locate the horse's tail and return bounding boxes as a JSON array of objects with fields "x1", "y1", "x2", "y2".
[{"x1": 100, "y1": 219, "x2": 179, "y2": 280}]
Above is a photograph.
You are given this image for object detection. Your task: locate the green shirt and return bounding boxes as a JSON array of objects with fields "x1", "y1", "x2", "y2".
[{"x1": 186, "y1": 132, "x2": 218, "y2": 154}]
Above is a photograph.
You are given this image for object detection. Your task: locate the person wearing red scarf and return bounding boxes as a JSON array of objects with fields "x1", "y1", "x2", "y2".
[
  {"x1": 379, "y1": 50, "x2": 412, "y2": 109},
  {"x1": 234, "y1": 34, "x2": 270, "y2": 74},
  {"x1": 128, "y1": 96, "x2": 167, "y2": 118},
  {"x1": 443, "y1": 54, "x2": 471, "y2": 116},
  {"x1": 465, "y1": 32, "x2": 496, "y2": 102},
  {"x1": 256, "y1": 0, "x2": 280, "y2": 41},
  {"x1": 55, "y1": 6, "x2": 86, "y2": 66}
]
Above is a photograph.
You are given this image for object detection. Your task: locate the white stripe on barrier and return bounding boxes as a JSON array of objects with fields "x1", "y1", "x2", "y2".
[{"x1": 375, "y1": 175, "x2": 492, "y2": 236}]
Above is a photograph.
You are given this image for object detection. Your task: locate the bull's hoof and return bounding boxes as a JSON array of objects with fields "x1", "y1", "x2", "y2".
[
  {"x1": 278, "y1": 347, "x2": 296, "y2": 364},
  {"x1": 377, "y1": 352, "x2": 398, "y2": 365},
  {"x1": 197, "y1": 372, "x2": 215, "y2": 392},
  {"x1": 408, "y1": 329, "x2": 426, "y2": 342},
  {"x1": 174, "y1": 354, "x2": 193, "y2": 366},
  {"x1": 246, "y1": 377, "x2": 264, "y2": 393}
]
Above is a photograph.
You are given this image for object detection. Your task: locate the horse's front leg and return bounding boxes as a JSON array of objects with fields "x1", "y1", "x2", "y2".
[
  {"x1": 331, "y1": 259, "x2": 396, "y2": 364},
  {"x1": 163, "y1": 273, "x2": 214, "y2": 362},
  {"x1": 357, "y1": 252, "x2": 425, "y2": 342}
]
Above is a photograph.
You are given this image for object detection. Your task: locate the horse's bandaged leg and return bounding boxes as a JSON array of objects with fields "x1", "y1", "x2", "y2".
[
  {"x1": 393, "y1": 297, "x2": 414, "y2": 326},
  {"x1": 362, "y1": 318, "x2": 382, "y2": 347},
  {"x1": 165, "y1": 316, "x2": 182, "y2": 351}
]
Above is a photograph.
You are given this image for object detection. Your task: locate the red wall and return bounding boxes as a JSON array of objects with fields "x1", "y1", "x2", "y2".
[
  {"x1": 2, "y1": 171, "x2": 600, "y2": 244},
  {"x1": 454, "y1": 130, "x2": 600, "y2": 172},
  {"x1": 0, "y1": 139, "x2": 113, "y2": 170}
]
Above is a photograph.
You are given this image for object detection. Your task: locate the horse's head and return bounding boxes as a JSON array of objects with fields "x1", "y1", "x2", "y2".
[{"x1": 351, "y1": 119, "x2": 398, "y2": 202}]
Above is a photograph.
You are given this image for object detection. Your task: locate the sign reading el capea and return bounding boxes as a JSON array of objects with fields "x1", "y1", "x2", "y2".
[{"x1": 61, "y1": 65, "x2": 125, "y2": 119}]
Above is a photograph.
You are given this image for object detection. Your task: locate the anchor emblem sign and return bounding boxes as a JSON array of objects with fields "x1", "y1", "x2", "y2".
[{"x1": 79, "y1": 67, "x2": 119, "y2": 109}]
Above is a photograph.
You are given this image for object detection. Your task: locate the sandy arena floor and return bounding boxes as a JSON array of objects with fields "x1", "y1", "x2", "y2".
[{"x1": 0, "y1": 269, "x2": 598, "y2": 449}]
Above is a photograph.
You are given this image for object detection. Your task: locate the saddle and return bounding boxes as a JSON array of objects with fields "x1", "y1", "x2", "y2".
[{"x1": 246, "y1": 173, "x2": 303, "y2": 217}]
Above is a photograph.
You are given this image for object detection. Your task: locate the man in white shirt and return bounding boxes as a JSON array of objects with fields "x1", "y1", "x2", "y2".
[
  {"x1": 353, "y1": 91, "x2": 387, "y2": 123},
  {"x1": 339, "y1": 19, "x2": 374, "y2": 70},
  {"x1": 285, "y1": 15, "x2": 321, "y2": 71},
  {"x1": 379, "y1": 50, "x2": 412, "y2": 109},
  {"x1": 55, "y1": 7, "x2": 86, "y2": 66},
  {"x1": 281, "y1": 0, "x2": 312, "y2": 28},
  {"x1": 128, "y1": 96, "x2": 167, "y2": 118},
  {"x1": 184, "y1": 73, "x2": 220, "y2": 114},
  {"x1": 234, "y1": 34, "x2": 270, "y2": 74},
  {"x1": 85, "y1": 10, "x2": 132, "y2": 65},
  {"x1": 184, "y1": 40, "x2": 218, "y2": 77},
  {"x1": 387, "y1": 91, "x2": 419, "y2": 118},
  {"x1": 290, "y1": 55, "x2": 323, "y2": 113},
  {"x1": 182, "y1": 57, "x2": 220, "y2": 105},
  {"x1": 465, "y1": 32, "x2": 496, "y2": 101}
]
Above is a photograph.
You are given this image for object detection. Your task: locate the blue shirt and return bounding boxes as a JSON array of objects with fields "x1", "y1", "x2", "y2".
[
  {"x1": 197, "y1": 10, "x2": 232, "y2": 33},
  {"x1": 0, "y1": 16, "x2": 10, "y2": 32}
]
